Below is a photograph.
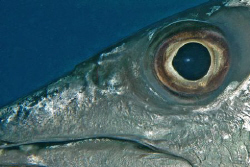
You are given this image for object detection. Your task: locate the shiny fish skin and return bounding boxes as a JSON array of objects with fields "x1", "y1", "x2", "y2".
[{"x1": 0, "y1": 0, "x2": 250, "y2": 166}]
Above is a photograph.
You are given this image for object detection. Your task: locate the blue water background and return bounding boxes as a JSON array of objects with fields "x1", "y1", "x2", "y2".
[{"x1": 0, "y1": 0, "x2": 208, "y2": 107}]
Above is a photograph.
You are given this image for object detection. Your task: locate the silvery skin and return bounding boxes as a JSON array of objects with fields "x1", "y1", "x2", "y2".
[{"x1": 0, "y1": 0, "x2": 250, "y2": 166}]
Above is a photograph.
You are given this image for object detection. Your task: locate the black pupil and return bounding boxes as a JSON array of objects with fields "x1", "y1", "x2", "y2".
[{"x1": 172, "y1": 42, "x2": 211, "y2": 80}]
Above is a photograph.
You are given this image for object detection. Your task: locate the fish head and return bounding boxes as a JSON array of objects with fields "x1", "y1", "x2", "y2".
[{"x1": 0, "y1": 0, "x2": 250, "y2": 166}]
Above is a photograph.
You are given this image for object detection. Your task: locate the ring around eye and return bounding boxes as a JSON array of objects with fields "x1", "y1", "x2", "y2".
[{"x1": 154, "y1": 21, "x2": 230, "y2": 95}]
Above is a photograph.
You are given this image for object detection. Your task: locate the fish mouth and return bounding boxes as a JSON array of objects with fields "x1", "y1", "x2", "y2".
[{"x1": 0, "y1": 135, "x2": 192, "y2": 167}]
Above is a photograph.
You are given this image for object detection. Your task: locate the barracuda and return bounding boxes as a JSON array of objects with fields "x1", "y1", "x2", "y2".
[{"x1": 0, "y1": 0, "x2": 250, "y2": 166}]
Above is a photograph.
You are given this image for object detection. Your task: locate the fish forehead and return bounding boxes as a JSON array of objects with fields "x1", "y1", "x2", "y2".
[{"x1": 1, "y1": 0, "x2": 250, "y2": 166}]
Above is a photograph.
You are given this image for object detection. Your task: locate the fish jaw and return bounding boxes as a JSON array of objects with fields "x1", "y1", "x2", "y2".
[{"x1": 0, "y1": 70, "x2": 249, "y2": 166}]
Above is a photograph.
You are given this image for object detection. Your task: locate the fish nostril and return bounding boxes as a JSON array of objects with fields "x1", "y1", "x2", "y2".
[{"x1": 172, "y1": 42, "x2": 211, "y2": 81}]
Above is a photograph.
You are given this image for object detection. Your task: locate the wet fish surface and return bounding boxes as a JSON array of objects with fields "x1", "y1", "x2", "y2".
[{"x1": 0, "y1": 0, "x2": 250, "y2": 166}]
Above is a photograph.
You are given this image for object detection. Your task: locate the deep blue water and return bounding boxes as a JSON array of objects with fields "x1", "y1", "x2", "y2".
[{"x1": 0, "y1": 0, "x2": 208, "y2": 107}]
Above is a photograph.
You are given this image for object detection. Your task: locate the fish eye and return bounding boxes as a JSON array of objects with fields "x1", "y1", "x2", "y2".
[{"x1": 153, "y1": 21, "x2": 230, "y2": 96}]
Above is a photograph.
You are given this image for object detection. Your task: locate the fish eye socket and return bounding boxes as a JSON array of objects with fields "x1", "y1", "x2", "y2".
[{"x1": 153, "y1": 21, "x2": 230, "y2": 96}]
